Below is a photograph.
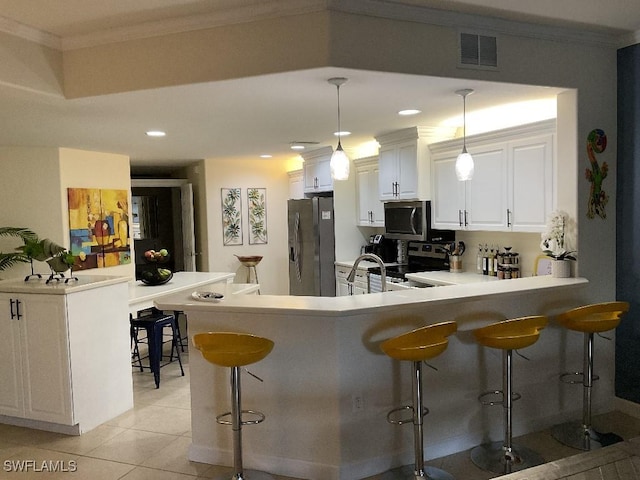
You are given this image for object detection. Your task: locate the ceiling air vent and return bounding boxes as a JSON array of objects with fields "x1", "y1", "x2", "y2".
[{"x1": 460, "y1": 32, "x2": 498, "y2": 68}]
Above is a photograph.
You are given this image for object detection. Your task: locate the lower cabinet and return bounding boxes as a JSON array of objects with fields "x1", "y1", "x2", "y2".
[
  {"x1": 0, "y1": 280, "x2": 132, "y2": 434},
  {"x1": 335, "y1": 265, "x2": 369, "y2": 296},
  {"x1": 0, "y1": 293, "x2": 72, "y2": 424}
]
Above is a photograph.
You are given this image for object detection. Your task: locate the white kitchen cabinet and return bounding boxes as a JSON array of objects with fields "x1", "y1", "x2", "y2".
[
  {"x1": 288, "y1": 169, "x2": 304, "y2": 199},
  {"x1": 431, "y1": 143, "x2": 508, "y2": 231},
  {"x1": 354, "y1": 156, "x2": 384, "y2": 226},
  {"x1": 335, "y1": 265, "x2": 369, "y2": 296},
  {"x1": 0, "y1": 277, "x2": 133, "y2": 434},
  {"x1": 302, "y1": 146, "x2": 333, "y2": 194},
  {"x1": 431, "y1": 120, "x2": 555, "y2": 232},
  {"x1": 376, "y1": 127, "x2": 438, "y2": 201},
  {"x1": 508, "y1": 134, "x2": 554, "y2": 232},
  {"x1": 0, "y1": 293, "x2": 72, "y2": 424}
]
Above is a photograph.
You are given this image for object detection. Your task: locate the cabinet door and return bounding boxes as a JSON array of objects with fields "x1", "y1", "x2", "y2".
[
  {"x1": 509, "y1": 135, "x2": 553, "y2": 232},
  {"x1": 0, "y1": 294, "x2": 23, "y2": 417},
  {"x1": 288, "y1": 170, "x2": 304, "y2": 199},
  {"x1": 303, "y1": 158, "x2": 333, "y2": 193},
  {"x1": 397, "y1": 142, "x2": 419, "y2": 199},
  {"x1": 20, "y1": 295, "x2": 73, "y2": 424},
  {"x1": 356, "y1": 161, "x2": 384, "y2": 226},
  {"x1": 432, "y1": 154, "x2": 465, "y2": 229},
  {"x1": 466, "y1": 145, "x2": 508, "y2": 230},
  {"x1": 315, "y1": 157, "x2": 333, "y2": 191},
  {"x1": 378, "y1": 147, "x2": 398, "y2": 200}
]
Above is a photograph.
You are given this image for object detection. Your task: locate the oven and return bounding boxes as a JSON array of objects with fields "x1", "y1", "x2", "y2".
[{"x1": 368, "y1": 241, "x2": 450, "y2": 292}]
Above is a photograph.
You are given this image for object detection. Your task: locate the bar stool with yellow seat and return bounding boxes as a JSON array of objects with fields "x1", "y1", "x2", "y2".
[
  {"x1": 193, "y1": 332, "x2": 275, "y2": 480},
  {"x1": 551, "y1": 301, "x2": 630, "y2": 451},
  {"x1": 470, "y1": 316, "x2": 548, "y2": 475},
  {"x1": 380, "y1": 321, "x2": 457, "y2": 480}
]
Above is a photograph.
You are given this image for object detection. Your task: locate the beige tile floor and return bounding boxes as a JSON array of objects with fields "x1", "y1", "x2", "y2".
[{"x1": 1, "y1": 349, "x2": 639, "y2": 479}]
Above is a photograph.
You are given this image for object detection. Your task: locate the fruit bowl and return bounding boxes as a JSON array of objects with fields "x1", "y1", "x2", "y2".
[{"x1": 140, "y1": 268, "x2": 173, "y2": 286}]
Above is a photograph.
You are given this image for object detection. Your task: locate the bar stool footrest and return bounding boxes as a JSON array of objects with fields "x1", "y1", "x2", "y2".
[
  {"x1": 386, "y1": 405, "x2": 428, "y2": 425},
  {"x1": 478, "y1": 389, "x2": 521, "y2": 406},
  {"x1": 559, "y1": 371, "x2": 599, "y2": 385},
  {"x1": 216, "y1": 409, "x2": 265, "y2": 426}
]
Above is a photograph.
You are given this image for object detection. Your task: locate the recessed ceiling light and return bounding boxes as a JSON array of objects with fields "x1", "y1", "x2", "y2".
[
  {"x1": 291, "y1": 145, "x2": 305, "y2": 150},
  {"x1": 334, "y1": 131, "x2": 351, "y2": 137},
  {"x1": 146, "y1": 130, "x2": 166, "y2": 137},
  {"x1": 398, "y1": 109, "x2": 421, "y2": 116},
  {"x1": 260, "y1": 154, "x2": 272, "y2": 158}
]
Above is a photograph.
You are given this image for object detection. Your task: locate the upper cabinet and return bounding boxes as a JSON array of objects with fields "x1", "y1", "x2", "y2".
[
  {"x1": 288, "y1": 169, "x2": 304, "y2": 199},
  {"x1": 375, "y1": 127, "x2": 447, "y2": 201},
  {"x1": 431, "y1": 120, "x2": 555, "y2": 232},
  {"x1": 302, "y1": 146, "x2": 333, "y2": 194},
  {"x1": 354, "y1": 156, "x2": 384, "y2": 227}
]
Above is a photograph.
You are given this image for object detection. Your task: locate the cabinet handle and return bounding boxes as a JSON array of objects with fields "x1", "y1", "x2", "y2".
[
  {"x1": 314, "y1": 177, "x2": 318, "y2": 189},
  {"x1": 507, "y1": 209, "x2": 512, "y2": 227},
  {"x1": 464, "y1": 210, "x2": 468, "y2": 227},
  {"x1": 458, "y1": 210, "x2": 463, "y2": 227},
  {"x1": 10, "y1": 298, "x2": 22, "y2": 320},
  {"x1": 394, "y1": 182, "x2": 399, "y2": 196}
]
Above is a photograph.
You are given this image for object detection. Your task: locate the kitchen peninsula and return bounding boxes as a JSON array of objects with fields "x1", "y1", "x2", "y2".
[{"x1": 156, "y1": 276, "x2": 600, "y2": 480}]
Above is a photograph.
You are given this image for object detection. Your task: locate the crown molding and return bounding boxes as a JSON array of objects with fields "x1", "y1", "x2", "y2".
[
  {"x1": 328, "y1": 0, "x2": 623, "y2": 49},
  {"x1": 0, "y1": 14, "x2": 61, "y2": 50},
  {"x1": 0, "y1": 0, "x2": 630, "y2": 52},
  {"x1": 62, "y1": 0, "x2": 328, "y2": 51}
]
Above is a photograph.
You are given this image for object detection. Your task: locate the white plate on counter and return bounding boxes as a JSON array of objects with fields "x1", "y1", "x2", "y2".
[{"x1": 191, "y1": 291, "x2": 224, "y2": 302}]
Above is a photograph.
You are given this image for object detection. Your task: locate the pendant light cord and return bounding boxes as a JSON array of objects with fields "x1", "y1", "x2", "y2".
[
  {"x1": 336, "y1": 84, "x2": 342, "y2": 144},
  {"x1": 462, "y1": 93, "x2": 467, "y2": 152}
]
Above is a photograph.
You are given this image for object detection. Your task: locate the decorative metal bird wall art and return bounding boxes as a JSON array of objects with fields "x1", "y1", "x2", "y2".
[{"x1": 585, "y1": 128, "x2": 609, "y2": 219}]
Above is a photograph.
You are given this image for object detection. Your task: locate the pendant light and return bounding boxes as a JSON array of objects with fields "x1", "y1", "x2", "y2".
[
  {"x1": 328, "y1": 77, "x2": 350, "y2": 181},
  {"x1": 455, "y1": 88, "x2": 475, "y2": 181}
]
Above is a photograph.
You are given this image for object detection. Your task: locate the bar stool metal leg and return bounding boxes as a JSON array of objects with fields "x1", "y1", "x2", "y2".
[
  {"x1": 551, "y1": 332, "x2": 623, "y2": 450},
  {"x1": 471, "y1": 350, "x2": 544, "y2": 475},
  {"x1": 222, "y1": 366, "x2": 273, "y2": 480},
  {"x1": 381, "y1": 361, "x2": 454, "y2": 480}
]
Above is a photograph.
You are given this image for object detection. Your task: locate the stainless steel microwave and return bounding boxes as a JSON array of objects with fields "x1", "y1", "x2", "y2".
[{"x1": 383, "y1": 200, "x2": 455, "y2": 242}]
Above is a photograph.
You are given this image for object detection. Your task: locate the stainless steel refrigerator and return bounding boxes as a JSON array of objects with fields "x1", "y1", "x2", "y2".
[{"x1": 288, "y1": 197, "x2": 336, "y2": 296}]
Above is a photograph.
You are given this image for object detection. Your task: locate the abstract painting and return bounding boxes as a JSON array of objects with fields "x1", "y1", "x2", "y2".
[
  {"x1": 221, "y1": 188, "x2": 242, "y2": 245},
  {"x1": 247, "y1": 188, "x2": 267, "y2": 244},
  {"x1": 67, "y1": 188, "x2": 132, "y2": 270}
]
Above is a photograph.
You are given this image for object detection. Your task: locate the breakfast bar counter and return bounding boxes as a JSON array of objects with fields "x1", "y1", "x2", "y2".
[{"x1": 156, "y1": 276, "x2": 604, "y2": 480}]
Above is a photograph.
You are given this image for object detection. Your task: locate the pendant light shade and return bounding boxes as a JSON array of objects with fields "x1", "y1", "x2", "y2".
[
  {"x1": 328, "y1": 77, "x2": 350, "y2": 181},
  {"x1": 455, "y1": 89, "x2": 475, "y2": 181}
]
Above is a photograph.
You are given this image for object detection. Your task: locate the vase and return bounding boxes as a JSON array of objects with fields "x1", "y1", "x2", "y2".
[{"x1": 551, "y1": 259, "x2": 571, "y2": 278}]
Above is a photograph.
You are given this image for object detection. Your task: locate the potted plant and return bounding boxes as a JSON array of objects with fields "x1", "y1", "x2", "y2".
[
  {"x1": 0, "y1": 227, "x2": 76, "y2": 282},
  {"x1": 540, "y1": 210, "x2": 576, "y2": 278},
  {"x1": 0, "y1": 227, "x2": 38, "y2": 274}
]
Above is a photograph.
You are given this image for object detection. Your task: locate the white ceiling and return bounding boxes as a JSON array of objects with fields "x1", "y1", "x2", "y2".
[{"x1": 0, "y1": 0, "x2": 637, "y2": 172}]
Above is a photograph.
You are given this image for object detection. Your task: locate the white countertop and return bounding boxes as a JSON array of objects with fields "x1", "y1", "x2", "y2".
[
  {"x1": 0, "y1": 274, "x2": 128, "y2": 294},
  {"x1": 129, "y1": 271, "x2": 235, "y2": 312},
  {"x1": 156, "y1": 275, "x2": 588, "y2": 317},
  {"x1": 406, "y1": 270, "x2": 500, "y2": 286}
]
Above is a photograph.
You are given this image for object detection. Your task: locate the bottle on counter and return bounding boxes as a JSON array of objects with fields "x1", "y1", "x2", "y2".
[
  {"x1": 477, "y1": 244, "x2": 483, "y2": 274},
  {"x1": 482, "y1": 244, "x2": 489, "y2": 275}
]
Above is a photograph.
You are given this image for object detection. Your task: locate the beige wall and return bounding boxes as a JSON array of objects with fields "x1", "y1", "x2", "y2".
[
  {"x1": 0, "y1": 147, "x2": 133, "y2": 280},
  {"x1": 203, "y1": 157, "x2": 290, "y2": 294},
  {"x1": 58, "y1": 147, "x2": 134, "y2": 278},
  {"x1": 0, "y1": 147, "x2": 64, "y2": 279}
]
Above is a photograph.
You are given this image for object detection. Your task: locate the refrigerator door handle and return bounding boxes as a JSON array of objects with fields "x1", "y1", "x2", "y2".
[{"x1": 293, "y1": 212, "x2": 302, "y2": 281}]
